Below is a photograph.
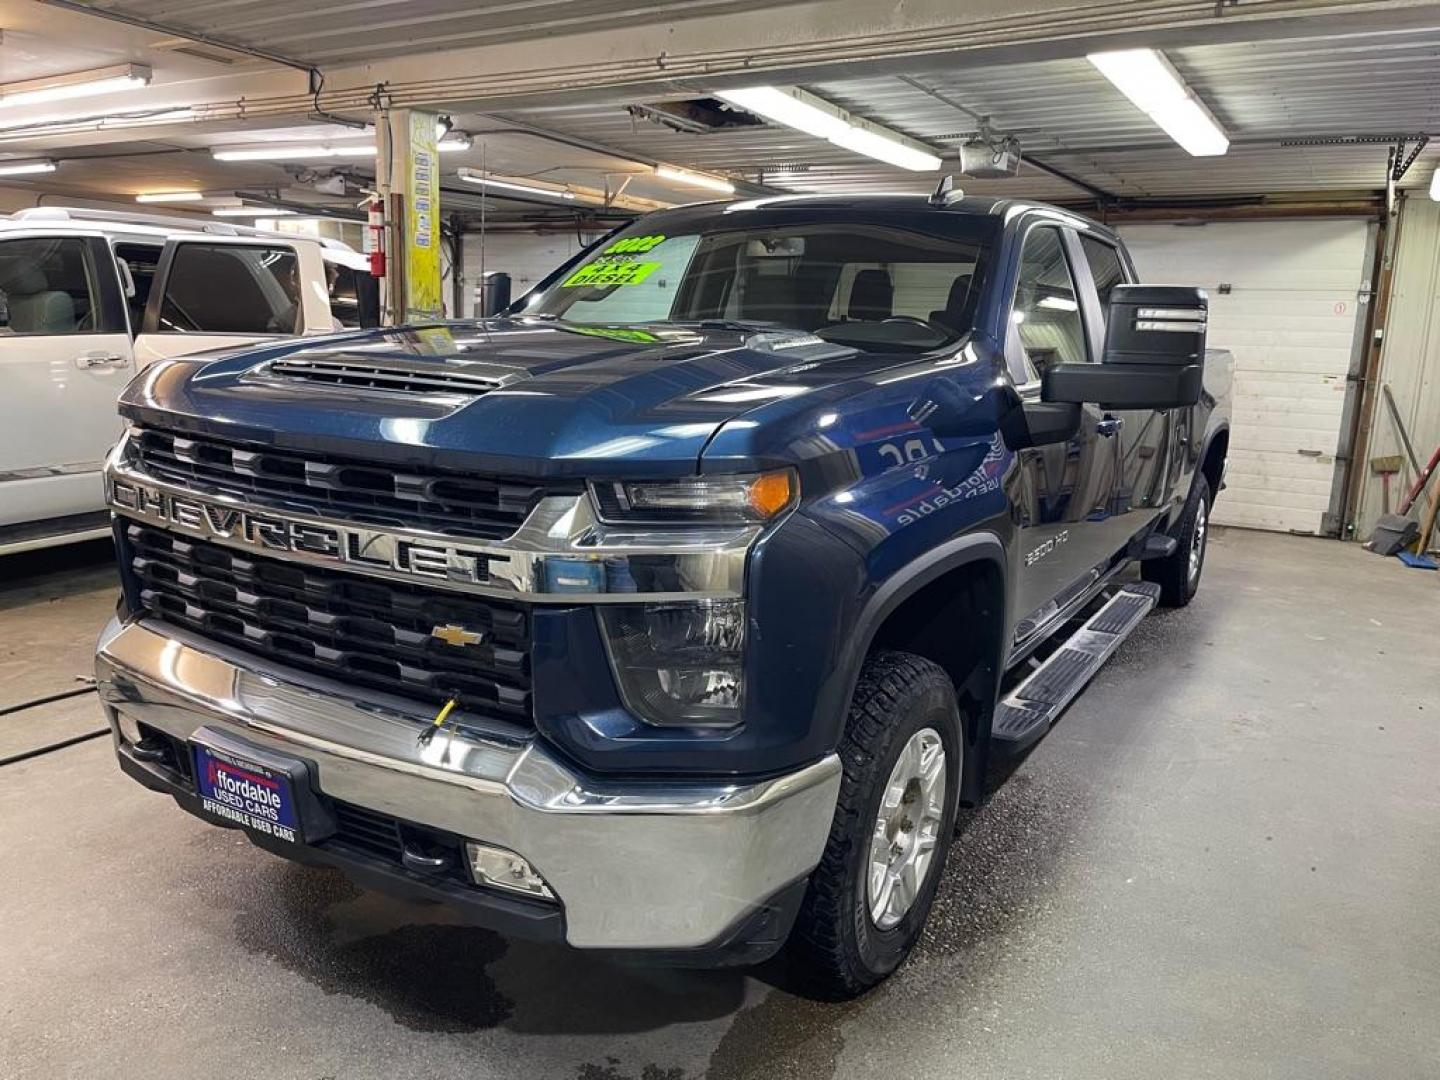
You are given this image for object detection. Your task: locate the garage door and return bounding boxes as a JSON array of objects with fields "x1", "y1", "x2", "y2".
[{"x1": 1118, "y1": 220, "x2": 1374, "y2": 534}]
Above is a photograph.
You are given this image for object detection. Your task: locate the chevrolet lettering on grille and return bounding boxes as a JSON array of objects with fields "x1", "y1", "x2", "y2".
[{"x1": 107, "y1": 476, "x2": 499, "y2": 587}]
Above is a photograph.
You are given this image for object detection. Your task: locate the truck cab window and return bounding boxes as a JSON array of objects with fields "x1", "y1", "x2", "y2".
[
  {"x1": 1009, "y1": 226, "x2": 1089, "y2": 383},
  {"x1": 0, "y1": 237, "x2": 100, "y2": 336},
  {"x1": 1079, "y1": 235, "x2": 1129, "y2": 313},
  {"x1": 156, "y1": 244, "x2": 301, "y2": 335}
]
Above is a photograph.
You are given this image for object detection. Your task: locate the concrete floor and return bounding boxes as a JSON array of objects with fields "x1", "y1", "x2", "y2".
[{"x1": 2, "y1": 528, "x2": 1437, "y2": 1080}]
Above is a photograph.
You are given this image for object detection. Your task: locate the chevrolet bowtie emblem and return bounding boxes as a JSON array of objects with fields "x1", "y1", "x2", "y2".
[{"x1": 430, "y1": 624, "x2": 485, "y2": 647}]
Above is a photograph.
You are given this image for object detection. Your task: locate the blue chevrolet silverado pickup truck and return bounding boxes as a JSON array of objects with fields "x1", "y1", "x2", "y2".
[{"x1": 95, "y1": 192, "x2": 1231, "y2": 999}]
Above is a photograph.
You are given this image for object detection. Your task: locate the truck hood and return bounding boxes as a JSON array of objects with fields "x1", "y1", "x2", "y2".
[{"x1": 119, "y1": 318, "x2": 899, "y2": 477}]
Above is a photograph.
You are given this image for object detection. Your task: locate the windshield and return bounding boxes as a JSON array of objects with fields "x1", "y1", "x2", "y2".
[{"x1": 523, "y1": 218, "x2": 992, "y2": 352}]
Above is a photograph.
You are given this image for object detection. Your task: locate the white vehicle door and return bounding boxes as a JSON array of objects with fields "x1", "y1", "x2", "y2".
[
  {"x1": 0, "y1": 230, "x2": 134, "y2": 536},
  {"x1": 133, "y1": 236, "x2": 333, "y2": 367}
]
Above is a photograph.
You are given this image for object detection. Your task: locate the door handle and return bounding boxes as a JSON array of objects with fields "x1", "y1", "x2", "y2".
[
  {"x1": 74, "y1": 351, "x2": 126, "y2": 369},
  {"x1": 1096, "y1": 417, "x2": 1123, "y2": 438}
]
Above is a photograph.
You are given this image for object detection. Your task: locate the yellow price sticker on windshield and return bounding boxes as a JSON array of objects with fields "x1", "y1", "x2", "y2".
[
  {"x1": 562, "y1": 259, "x2": 662, "y2": 288},
  {"x1": 604, "y1": 234, "x2": 666, "y2": 255}
]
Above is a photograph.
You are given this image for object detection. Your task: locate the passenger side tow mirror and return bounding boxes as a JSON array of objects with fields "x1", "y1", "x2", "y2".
[{"x1": 1044, "y1": 285, "x2": 1207, "y2": 410}]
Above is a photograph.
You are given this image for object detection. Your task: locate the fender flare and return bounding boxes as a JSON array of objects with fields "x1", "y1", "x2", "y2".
[
  {"x1": 1197, "y1": 422, "x2": 1230, "y2": 477},
  {"x1": 819, "y1": 531, "x2": 1009, "y2": 761},
  {"x1": 1188, "y1": 422, "x2": 1231, "y2": 506}
]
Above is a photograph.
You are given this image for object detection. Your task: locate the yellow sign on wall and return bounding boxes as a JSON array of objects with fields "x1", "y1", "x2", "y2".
[{"x1": 404, "y1": 110, "x2": 443, "y2": 322}]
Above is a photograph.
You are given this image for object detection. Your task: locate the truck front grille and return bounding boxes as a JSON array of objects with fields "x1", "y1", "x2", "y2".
[
  {"x1": 132, "y1": 427, "x2": 574, "y2": 542},
  {"x1": 126, "y1": 522, "x2": 532, "y2": 726}
]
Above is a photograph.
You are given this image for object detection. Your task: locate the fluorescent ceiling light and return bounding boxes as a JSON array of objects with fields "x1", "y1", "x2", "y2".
[
  {"x1": 830, "y1": 125, "x2": 941, "y2": 172},
  {"x1": 212, "y1": 136, "x2": 469, "y2": 162},
  {"x1": 655, "y1": 165, "x2": 735, "y2": 194},
  {"x1": 0, "y1": 64, "x2": 151, "y2": 110},
  {"x1": 716, "y1": 87, "x2": 850, "y2": 140},
  {"x1": 1430, "y1": 170, "x2": 1440, "y2": 202},
  {"x1": 0, "y1": 159, "x2": 58, "y2": 177},
  {"x1": 715, "y1": 85, "x2": 942, "y2": 171},
  {"x1": 212, "y1": 207, "x2": 296, "y2": 217},
  {"x1": 1088, "y1": 49, "x2": 1229, "y2": 157},
  {"x1": 136, "y1": 191, "x2": 204, "y2": 203},
  {"x1": 213, "y1": 144, "x2": 376, "y2": 162},
  {"x1": 457, "y1": 168, "x2": 577, "y2": 200}
]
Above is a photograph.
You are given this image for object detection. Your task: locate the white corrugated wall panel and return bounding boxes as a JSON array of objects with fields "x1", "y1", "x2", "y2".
[
  {"x1": 460, "y1": 231, "x2": 606, "y2": 316},
  {"x1": 1355, "y1": 198, "x2": 1440, "y2": 543},
  {"x1": 1119, "y1": 220, "x2": 1372, "y2": 534}
]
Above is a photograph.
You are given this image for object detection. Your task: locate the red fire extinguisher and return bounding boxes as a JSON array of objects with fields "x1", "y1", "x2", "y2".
[{"x1": 366, "y1": 198, "x2": 386, "y2": 279}]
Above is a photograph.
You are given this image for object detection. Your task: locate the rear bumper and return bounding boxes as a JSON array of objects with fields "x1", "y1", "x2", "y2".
[{"x1": 95, "y1": 617, "x2": 840, "y2": 959}]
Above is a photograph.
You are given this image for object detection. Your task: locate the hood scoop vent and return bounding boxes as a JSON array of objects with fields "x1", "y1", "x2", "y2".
[{"x1": 258, "y1": 356, "x2": 516, "y2": 398}]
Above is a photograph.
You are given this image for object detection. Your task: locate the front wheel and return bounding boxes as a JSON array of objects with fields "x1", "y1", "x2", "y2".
[
  {"x1": 784, "y1": 651, "x2": 963, "y2": 1000},
  {"x1": 1143, "y1": 474, "x2": 1211, "y2": 607}
]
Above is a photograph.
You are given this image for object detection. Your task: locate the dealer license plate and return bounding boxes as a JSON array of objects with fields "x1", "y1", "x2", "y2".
[{"x1": 193, "y1": 742, "x2": 303, "y2": 845}]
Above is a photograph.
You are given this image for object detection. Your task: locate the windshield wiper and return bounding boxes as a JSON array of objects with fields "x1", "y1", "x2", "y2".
[{"x1": 687, "y1": 318, "x2": 793, "y2": 334}]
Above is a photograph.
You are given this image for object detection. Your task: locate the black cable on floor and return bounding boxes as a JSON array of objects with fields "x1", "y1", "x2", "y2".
[
  {"x1": 0, "y1": 685, "x2": 96, "y2": 718},
  {"x1": 0, "y1": 727, "x2": 110, "y2": 767}
]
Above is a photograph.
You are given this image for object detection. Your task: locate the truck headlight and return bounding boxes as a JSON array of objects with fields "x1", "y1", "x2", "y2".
[
  {"x1": 591, "y1": 469, "x2": 796, "y2": 524},
  {"x1": 598, "y1": 600, "x2": 746, "y2": 727}
]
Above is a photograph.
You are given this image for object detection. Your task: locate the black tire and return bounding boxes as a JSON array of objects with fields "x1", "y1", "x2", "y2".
[
  {"x1": 1143, "y1": 474, "x2": 1211, "y2": 607},
  {"x1": 784, "y1": 651, "x2": 963, "y2": 1000}
]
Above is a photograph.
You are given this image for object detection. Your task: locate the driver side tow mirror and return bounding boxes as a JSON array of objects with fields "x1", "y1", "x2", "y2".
[
  {"x1": 1044, "y1": 284, "x2": 1207, "y2": 411},
  {"x1": 909, "y1": 379, "x2": 1082, "y2": 450}
]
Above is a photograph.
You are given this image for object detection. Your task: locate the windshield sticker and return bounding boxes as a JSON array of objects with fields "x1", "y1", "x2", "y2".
[
  {"x1": 561, "y1": 258, "x2": 662, "y2": 288},
  {"x1": 560, "y1": 234, "x2": 669, "y2": 288},
  {"x1": 603, "y1": 235, "x2": 666, "y2": 254}
]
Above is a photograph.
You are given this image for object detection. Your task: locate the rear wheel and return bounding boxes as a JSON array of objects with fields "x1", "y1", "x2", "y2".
[
  {"x1": 1143, "y1": 474, "x2": 1211, "y2": 607},
  {"x1": 785, "y1": 651, "x2": 963, "y2": 1000}
]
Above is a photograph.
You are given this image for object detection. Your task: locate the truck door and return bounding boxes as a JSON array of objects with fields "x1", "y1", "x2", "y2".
[
  {"x1": 1006, "y1": 223, "x2": 1122, "y2": 649},
  {"x1": 1071, "y1": 231, "x2": 1176, "y2": 545},
  {"x1": 134, "y1": 236, "x2": 333, "y2": 368},
  {"x1": 0, "y1": 231, "x2": 133, "y2": 534}
]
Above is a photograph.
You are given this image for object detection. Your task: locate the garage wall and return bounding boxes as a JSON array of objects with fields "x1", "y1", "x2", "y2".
[
  {"x1": 460, "y1": 230, "x2": 606, "y2": 316},
  {"x1": 1119, "y1": 219, "x2": 1374, "y2": 534},
  {"x1": 1354, "y1": 197, "x2": 1440, "y2": 540}
]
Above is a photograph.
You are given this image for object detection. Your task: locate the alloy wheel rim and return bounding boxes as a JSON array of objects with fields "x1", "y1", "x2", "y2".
[
  {"x1": 1189, "y1": 498, "x2": 1208, "y2": 583},
  {"x1": 867, "y1": 727, "x2": 947, "y2": 930}
]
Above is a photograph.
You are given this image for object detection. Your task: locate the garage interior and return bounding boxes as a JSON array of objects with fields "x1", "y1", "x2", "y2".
[{"x1": 2, "y1": 0, "x2": 1439, "y2": 1076}]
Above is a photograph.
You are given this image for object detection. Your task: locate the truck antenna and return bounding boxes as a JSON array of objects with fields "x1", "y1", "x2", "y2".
[{"x1": 928, "y1": 175, "x2": 963, "y2": 206}]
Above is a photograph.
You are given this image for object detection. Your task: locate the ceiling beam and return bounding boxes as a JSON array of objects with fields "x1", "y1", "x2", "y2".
[
  {"x1": 14, "y1": 0, "x2": 1440, "y2": 136},
  {"x1": 33, "y1": 0, "x2": 312, "y2": 73}
]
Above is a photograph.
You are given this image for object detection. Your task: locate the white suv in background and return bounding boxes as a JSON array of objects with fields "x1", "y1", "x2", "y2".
[{"x1": 0, "y1": 207, "x2": 378, "y2": 555}]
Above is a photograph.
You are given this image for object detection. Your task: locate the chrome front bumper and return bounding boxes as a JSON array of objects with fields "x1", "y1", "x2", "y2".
[{"x1": 95, "y1": 617, "x2": 840, "y2": 952}]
